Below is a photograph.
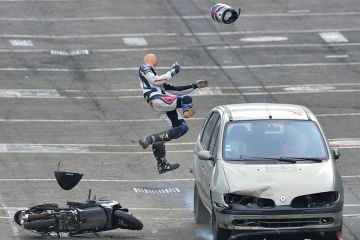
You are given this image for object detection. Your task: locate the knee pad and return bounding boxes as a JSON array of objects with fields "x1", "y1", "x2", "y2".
[
  {"x1": 181, "y1": 96, "x2": 193, "y2": 112},
  {"x1": 182, "y1": 96, "x2": 192, "y2": 104}
]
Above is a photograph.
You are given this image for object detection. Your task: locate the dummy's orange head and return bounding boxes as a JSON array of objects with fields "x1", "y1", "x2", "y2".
[{"x1": 143, "y1": 53, "x2": 158, "y2": 67}]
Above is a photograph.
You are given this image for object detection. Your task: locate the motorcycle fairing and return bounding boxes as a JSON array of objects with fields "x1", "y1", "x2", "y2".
[{"x1": 54, "y1": 171, "x2": 83, "y2": 190}]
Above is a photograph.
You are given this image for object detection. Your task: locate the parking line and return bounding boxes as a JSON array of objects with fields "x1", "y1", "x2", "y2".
[
  {"x1": 1, "y1": 28, "x2": 360, "y2": 39},
  {"x1": 325, "y1": 55, "x2": 349, "y2": 59},
  {"x1": 0, "y1": 42, "x2": 359, "y2": 54},
  {"x1": 0, "y1": 138, "x2": 357, "y2": 154},
  {"x1": 1, "y1": 216, "x2": 359, "y2": 220},
  {"x1": 0, "y1": 178, "x2": 195, "y2": 182},
  {"x1": 1, "y1": 11, "x2": 360, "y2": 21},
  {"x1": 0, "y1": 113, "x2": 358, "y2": 123},
  {"x1": 319, "y1": 32, "x2": 348, "y2": 43},
  {"x1": 0, "y1": 62, "x2": 359, "y2": 72},
  {"x1": 1, "y1": 205, "x2": 359, "y2": 210}
]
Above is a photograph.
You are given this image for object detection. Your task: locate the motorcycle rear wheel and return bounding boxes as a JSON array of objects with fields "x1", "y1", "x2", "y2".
[
  {"x1": 23, "y1": 219, "x2": 56, "y2": 231},
  {"x1": 113, "y1": 210, "x2": 143, "y2": 230}
]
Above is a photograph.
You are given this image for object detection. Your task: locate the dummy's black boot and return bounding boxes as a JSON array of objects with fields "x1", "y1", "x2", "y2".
[
  {"x1": 157, "y1": 160, "x2": 180, "y2": 174},
  {"x1": 139, "y1": 130, "x2": 171, "y2": 149},
  {"x1": 152, "y1": 142, "x2": 180, "y2": 174}
]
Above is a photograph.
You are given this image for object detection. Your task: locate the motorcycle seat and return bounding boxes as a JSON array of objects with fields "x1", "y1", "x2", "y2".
[{"x1": 67, "y1": 202, "x2": 98, "y2": 209}]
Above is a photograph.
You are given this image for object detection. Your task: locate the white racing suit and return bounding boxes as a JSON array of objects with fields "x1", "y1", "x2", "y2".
[{"x1": 139, "y1": 63, "x2": 198, "y2": 163}]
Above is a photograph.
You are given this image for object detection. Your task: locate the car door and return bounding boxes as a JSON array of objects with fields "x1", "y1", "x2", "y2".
[{"x1": 197, "y1": 111, "x2": 221, "y2": 209}]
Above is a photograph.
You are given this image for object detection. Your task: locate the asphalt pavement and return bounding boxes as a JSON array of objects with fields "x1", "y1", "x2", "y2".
[{"x1": 0, "y1": 0, "x2": 359, "y2": 239}]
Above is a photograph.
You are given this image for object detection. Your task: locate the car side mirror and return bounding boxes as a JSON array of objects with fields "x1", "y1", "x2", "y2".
[
  {"x1": 198, "y1": 150, "x2": 214, "y2": 161},
  {"x1": 332, "y1": 148, "x2": 340, "y2": 160}
]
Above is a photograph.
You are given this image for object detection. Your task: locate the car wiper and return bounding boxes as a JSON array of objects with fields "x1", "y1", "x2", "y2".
[
  {"x1": 280, "y1": 157, "x2": 324, "y2": 162},
  {"x1": 239, "y1": 155, "x2": 297, "y2": 163}
]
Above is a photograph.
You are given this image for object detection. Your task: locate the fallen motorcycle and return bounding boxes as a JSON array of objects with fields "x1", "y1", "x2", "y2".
[{"x1": 13, "y1": 189, "x2": 143, "y2": 236}]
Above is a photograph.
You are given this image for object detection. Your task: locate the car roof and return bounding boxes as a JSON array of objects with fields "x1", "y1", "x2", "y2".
[{"x1": 219, "y1": 103, "x2": 313, "y2": 121}]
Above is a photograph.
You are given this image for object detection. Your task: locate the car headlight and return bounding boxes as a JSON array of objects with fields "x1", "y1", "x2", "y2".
[
  {"x1": 224, "y1": 194, "x2": 275, "y2": 208},
  {"x1": 291, "y1": 191, "x2": 339, "y2": 208}
]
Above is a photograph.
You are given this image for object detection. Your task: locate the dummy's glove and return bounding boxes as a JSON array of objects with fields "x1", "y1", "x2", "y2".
[
  {"x1": 170, "y1": 62, "x2": 180, "y2": 76},
  {"x1": 194, "y1": 80, "x2": 209, "y2": 89}
]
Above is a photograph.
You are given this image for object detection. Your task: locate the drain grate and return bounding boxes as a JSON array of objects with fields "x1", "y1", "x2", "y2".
[{"x1": 133, "y1": 187, "x2": 180, "y2": 194}]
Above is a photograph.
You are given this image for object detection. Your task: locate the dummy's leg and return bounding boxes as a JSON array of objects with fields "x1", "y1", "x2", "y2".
[
  {"x1": 140, "y1": 110, "x2": 188, "y2": 174},
  {"x1": 139, "y1": 116, "x2": 189, "y2": 149}
]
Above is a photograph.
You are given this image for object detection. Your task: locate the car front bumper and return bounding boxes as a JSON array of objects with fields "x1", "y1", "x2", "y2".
[{"x1": 213, "y1": 202, "x2": 343, "y2": 232}]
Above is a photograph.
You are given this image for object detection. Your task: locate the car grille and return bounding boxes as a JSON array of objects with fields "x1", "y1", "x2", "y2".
[{"x1": 232, "y1": 217, "x2": 334, "y2": 228}]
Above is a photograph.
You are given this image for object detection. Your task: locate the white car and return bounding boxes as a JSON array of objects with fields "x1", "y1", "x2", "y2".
[{"x1": 192, "y1": 103, "x2": 343, "y2": 240}]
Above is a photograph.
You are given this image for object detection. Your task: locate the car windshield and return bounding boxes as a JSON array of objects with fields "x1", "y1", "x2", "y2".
[{"x1": 223, "y1": 120, "x2": 328, "y2": 161}]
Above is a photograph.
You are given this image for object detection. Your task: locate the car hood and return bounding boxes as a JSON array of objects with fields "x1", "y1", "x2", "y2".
[{"x1": 220, "y1": 160, "x2": 336, "y2": 205}]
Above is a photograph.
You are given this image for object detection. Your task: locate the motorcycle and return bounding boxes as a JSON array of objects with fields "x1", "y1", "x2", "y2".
[{"x1": 13, "y1": 189, "x2": 143, "y2": 236}]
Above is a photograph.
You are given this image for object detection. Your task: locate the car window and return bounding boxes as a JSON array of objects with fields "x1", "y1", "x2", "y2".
[
  {"x1": 223, "y1": 120, "x2": 328, "y2": 161},
  {"x1": 201, "y1": 112, "x2": 220, "y2": 150},
  {"x1": 209, "y1": 120, "x2": 221, "y2": 155}
]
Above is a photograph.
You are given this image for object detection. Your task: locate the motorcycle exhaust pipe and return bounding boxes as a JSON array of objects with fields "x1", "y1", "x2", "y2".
[{"x1": 25, "y1": 212, "x2": 50, "y2": 221}]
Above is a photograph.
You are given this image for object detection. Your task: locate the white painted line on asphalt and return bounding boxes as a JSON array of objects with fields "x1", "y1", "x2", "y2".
[
  {"x1": 287, "y1": 10, "x2": 311, "y2": 13},
  {"x1": 0, "y1": 178, "x2": 195, "y2": 182},
  {"x1": 0, "y1": 207, "x2": 24, "y2": 210},
  {"x1": 130, "y1": 208, "x2": 188, "y2": 211},
  {"x1": 0, "y1": 138, "x2": 359, "y2": 155},
  {"x1": 343, "y1": 214, "x2": 360, "y2": 217},
  {"x1": 0, "y1": 89, "x2": 359, "y2": 99},
  {"x1": 0, "y1": 144, "x2": 89, "y2": 153},
  {"x1": 2, "y1": 83, "x2": 355, "y2": 94},
  {"x1": 138, "y1": 217, "x2": 194, "y2": 220},
  {"x1": 342, "y1": 175, "x2": 360, "y2": 178},
  {"x1": 0, "y1": 113, "x2": 358, "y2": 123},
  {"x1": 0, "y1": 118, "x2": 205, "y2": 123},
  {"x1": 1, "y1": 28, "x2": 360, "y2": 39},
  {"x1": 193, "y1": 87, "x2": 222, "y2": 95},
  {"x1": 0, "y1": 149, "x2": 194, "y2": 155},
  {"x1": 122, "y1": 37, "x2": 148, "y2": 47},
  {"x1": 240, "y1": 36, "x2": 288, "y2": 42},
  {"x1": 2, "y1": 205, "x2": 360, "y2": 210},
  {"x1": 283, "y1": 85, "x2": 336, "y2": 92},
  {"x1": 263, "y1": 82, "x2": 360, "y2": 89},
  {"x1": 221, "y1": 62, "x2": 360, "y2": 69},
  {"x1": 242, "y1": 12, "x2": 360, "y2": 17},
  {"x1": 207, "y1": 43, "x2": 360, "y2": 50},
  {"x1": 325, "y1": 55, "x2": 349, "y2": 59},
  {"x1": 345, "y1": 204, "x2": 360, "y2": 207},
  {"x1": 0, "y1": 89, "x2": 60, "y2": 97},
  {"x1": 316, "y1": 113, "x2": 360, "y2": 117},
  {"x1": 5, "y1": 215, "x2": 360, "y2": 220},
  {"x1": 329, "y1": 139, "x2": 360, "y2": 148},
  {"x1": 1, "y1": 42, "x2": 360, "y2": 54},
  {"x1": 319, "y1": 32, "x2": 348, "y2": 43},
  {"x1": 0, "y1": 49, "x2": 46, "y2": 53},
  {"x1": 0, "y1": 62, "x2": 359, "y2": 72},
  {"x1": 0, "y1": 175, "x2": 359, "y2": 183},
  {"x1": 50, "y1": 49, "x2": 90, "y2": 56},
  {"x1": 0, "y1": 0, "x2": 79, "y2": 1},
  {"x1": 2, "y1": 11, "x2": 360, "y2": 21},
  {"x1": 9, "y1": 39, "x2": 33, "y2": 47}
]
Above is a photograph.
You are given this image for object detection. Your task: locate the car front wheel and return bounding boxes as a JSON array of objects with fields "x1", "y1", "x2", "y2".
[{"x1": 194, "y1": 184, "x2": 210, "y2": 224}]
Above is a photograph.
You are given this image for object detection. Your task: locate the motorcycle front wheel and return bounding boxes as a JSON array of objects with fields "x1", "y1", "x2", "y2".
[{"x1": 113, "y1": 210, "x2": 143, "y2": 230}]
